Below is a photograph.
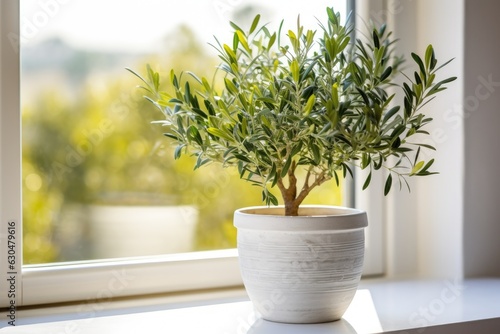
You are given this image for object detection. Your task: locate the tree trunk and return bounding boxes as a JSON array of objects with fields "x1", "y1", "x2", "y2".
[
  {"x1": 277, "y1": 169, "x2": 330, "y2": 216},
  {"x1": 284, "y1": 200, "x2": 300, "y2": 216},
  {"x1": 277, "y1": 169, "x2": 299, "y2": 216}
]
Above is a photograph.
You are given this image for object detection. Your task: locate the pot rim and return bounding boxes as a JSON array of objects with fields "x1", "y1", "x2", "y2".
[{"x1": 234, "y1": 205, "x2": 368, "y2": 231}]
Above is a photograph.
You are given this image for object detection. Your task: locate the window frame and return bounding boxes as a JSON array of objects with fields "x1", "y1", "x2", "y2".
[
  {"x1": 1, "y1": 0, "x2": 23, "y2": 308},
  {"x1": 0, "y1": 0, "x2": 384, "y2": 308}
]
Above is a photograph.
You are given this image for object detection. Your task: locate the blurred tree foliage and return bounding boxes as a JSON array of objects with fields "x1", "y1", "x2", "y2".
[{"x1": 22, "y1": 26, "x2": 342, "y2": 264}]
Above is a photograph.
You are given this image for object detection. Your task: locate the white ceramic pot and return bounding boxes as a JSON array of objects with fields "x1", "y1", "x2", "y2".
[{"x1": 234, "y1": 205, "x2": 368, "y2": 324}]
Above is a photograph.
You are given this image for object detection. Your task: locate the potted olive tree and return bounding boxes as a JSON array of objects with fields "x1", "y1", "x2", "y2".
[{"x1": 129, "y1": 8, "x2": 455, "y2": 324}]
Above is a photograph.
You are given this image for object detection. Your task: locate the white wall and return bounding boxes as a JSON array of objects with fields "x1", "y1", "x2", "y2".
[
  {"x1": 463, "y1": 0, "x2": 500, "y2": 277},
  {"x1": 357, "y1": 0, "x2": 465, "y2": 279},
  {"x1": 413, "y1": 0, "x2": 465, "y2": 279},
  {"x1": 382, "y1": 0, "x2": 500, "y2": 279}
]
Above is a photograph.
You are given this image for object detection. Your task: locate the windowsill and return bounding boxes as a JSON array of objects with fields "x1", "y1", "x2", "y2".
[{"x1": 1, "y1": 278, "x2": 500, "y2": 333}]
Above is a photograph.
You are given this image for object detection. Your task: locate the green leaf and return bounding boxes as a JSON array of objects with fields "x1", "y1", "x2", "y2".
[
  {"x1": 301, "y1": 84, "x2": 316, "y2": 100},
  {"x1": 288, "y1": 30, "x2": 298, "y2": 48},
  {"x1": 414, "y1": 71, "x2": 422, "y2": 85},
  {"x1": 269, "y1": 164, "x2": 278, "y2": 187},
  {"x1": 333, "y1": 170, "x2": 340, "y2": 187},
  {"x1": 413, "y1": 146, "x2": 421, "y2": 166},
  {"x1": 361, "y1": 153, "x2": 371, "y2": 169},
  {"x1": 236, "y1": 30, "x2": 250, "y2": 53},
  {"x1": 411, "y1": 52, "x2": 426, "y2": 76},
  {"x1": 125, "y1": 67, "x2": 154, "y2": 94},
  {"x1": 420, "y1": 158, "x2": 435, "y2": 174},
  {"x1": 380, "y1": 66, "x2": 393, "y2": 81},
  {"x1": 337, "y1": 36, "x2": 350, "y2": 53},
  {"x1": 426, "y1": 76, "x2": 456, "y2": 97},
  {"x1": 204, "y1": 100, "x2": 216, "y2": 116},
  {"x1": 436, "y1": 76, "x2": 458, "y2": 86},
  {"x1": 310, "y1": 143, "x2": 321, "y2": 165},
  {"x1": 403, "y1": 82, "x2": 414, "y2": 100},
  {"x1": 281, "y1": 156, "x2": 293, "y2": 178},
  {"x1": 234, "y1": 154, "x2": 251, "y2": 163},
  {"x1": 169, "y1": 98, "x2": 183, "y2": 105},
  {"x1": 372, "y1": 29, "x2": 380, "y2": 49},
  {"x1": 331, "y1": 83, "x2": 339, "y2": 109},
  {"x1": 356, "y1": 88, "x2": 370, "y2": 105},
  {"x1": 194, "y1": 155, "x2": 210, "y2": 170},
  {"x1": 261, "y1": 123, "x2": 273, "y2": 137},
  {"x1": 186, "y1": 71, "x2": 203, "y2": 85},
  {"x1": 342, "y1": 163, "x2": 354, "y2": 179},
  {"x1": 147, "y1": 64, "x2": 160, "y2": 91},
  {"x1": 290, "y1": 142, "x2": 303, "y2": 158},
  {"x1": 171, "y1": 70, "x2": 179, "y2": 88},
  {"x1": 223, "y1": 44, "x2": 237, "y2": 62},
  {"x1": 191, "y1": 108, "x2": 207, "y2": 118},
  {"x1": 187, "y1": 125, "x2": 203, "y2": 146},
  {"x1": 290, "y1": 59, "x2": 300, "y2": 83},
  {"x1": 184, "y1": 81, "x2": 192, "y2": 105},
  {"x1": 232, "y1": 31, "x2": 240, "y2": 52},
  {"x1": 384, "y1": 174, "x2": 393, "y2": 196},
  {"x1": 424, "y1": 45, "x2": 434, "y2": 70},
  {"x1": 267, "y1": 192, "x2": 279, "y2": 206},
  {"x1": 404, "y1": 97, "x2": 412, "y2": 118},
  {"x1": 374, "y1": 154, "x2": 383, "y2": 170},
  {"x1": 362, "y1": 171, "x2": 372, "y2": 190},
  {"x1": 207, "y1": 127, "x2": 233, "y2": 142},
  {"x1": 410, "y1": 160, "x2": 425, "y2": 176},
  {"x1": 224, "y1": 78, "x2": 239, "y2": 95},
  {"x1": 415, "y1": 143, "x2": 436, "y2": 150},
  {"x1": 382, "y1": 106, "x2": 400, "y2": 124},
  {"x1": 174, "y1": 145, "x2": 185, "y2": 159},
  {"x1": 326, "y1": 7, "x2": 336, "y2": 23},
  {"x1": 392, "y1": 147, "x2": 413, "y2": 153},
  {"x1": 390, "y1": 125, "x2": 406, "y2": 140},
  {"x1": 249, "y1": 14, "x2": 260, "y2": 34},
  {"x1": 391, "y1": 137, "x2": 401, "y2": 149},
  {"x1": 229, "y1": 21, "x2": 244, "y2": 32},
  {"x1": 164, "y1": 133, "x2": 179, "y2": 141},
  {"x1": 268, "y1": 33, "x2": 277, "y2": 49},
  {"x1": 303, "y1": 94, "x2": 316, "y2": 115}
]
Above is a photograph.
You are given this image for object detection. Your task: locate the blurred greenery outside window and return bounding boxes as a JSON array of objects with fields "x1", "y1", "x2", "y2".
[{"x1": 22, "y1": 0, "x2": 346, "y2": 264}]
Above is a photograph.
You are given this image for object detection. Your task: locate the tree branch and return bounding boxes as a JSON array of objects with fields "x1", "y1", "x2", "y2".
[
  {"x1": 302, "y1": 165, "x2": 313, "y2": 192},
  {"x1": 294, "y1": 170, "x2": 330, "y2": 207}
]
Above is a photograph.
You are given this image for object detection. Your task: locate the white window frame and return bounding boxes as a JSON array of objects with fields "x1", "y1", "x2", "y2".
[{"x1": 0, "y1": 0, "x2": 384, "y2": 308}]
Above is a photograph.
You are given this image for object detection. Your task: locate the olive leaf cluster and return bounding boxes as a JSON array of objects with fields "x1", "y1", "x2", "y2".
[{"x1": 128, "y1": 8, "x2": 456, "y2": 216}]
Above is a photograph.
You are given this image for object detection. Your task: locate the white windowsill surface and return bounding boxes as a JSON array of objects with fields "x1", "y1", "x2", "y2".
[{"x1": 1, "y1": 278, "x2": 499, "y2": 333}]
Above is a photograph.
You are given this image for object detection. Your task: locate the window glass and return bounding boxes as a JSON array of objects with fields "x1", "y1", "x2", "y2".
[{"x1": 21, "y1": 0, "x2": 347, "y2": 264}]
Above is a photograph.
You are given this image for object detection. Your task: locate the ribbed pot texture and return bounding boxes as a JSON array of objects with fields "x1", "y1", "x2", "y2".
[{"x1": 234, "y1": 205, "x2": 368, "y2": 324}]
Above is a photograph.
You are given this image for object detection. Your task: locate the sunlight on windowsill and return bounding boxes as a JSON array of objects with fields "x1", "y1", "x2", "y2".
[{"x1": 2, "y1": 279, "x2": 500, "y2": 333}]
